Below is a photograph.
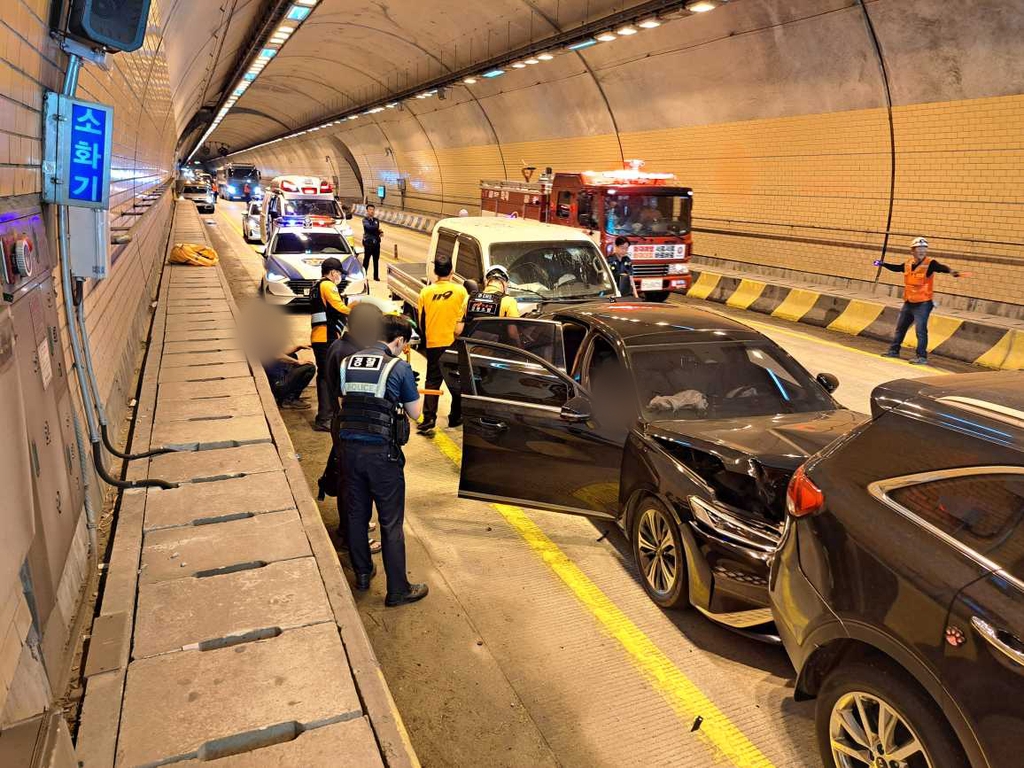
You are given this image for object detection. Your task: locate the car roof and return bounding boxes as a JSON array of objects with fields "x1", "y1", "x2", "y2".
[
  {"x1": 873, "y1": 371, "x2": 1024, "y2": 446},
  {"x1": 554, "y1": 302, "x2": 762, "y2": 344},
  {"x1": 433, "y1": 216, "x2": 597, "y2": 246}
]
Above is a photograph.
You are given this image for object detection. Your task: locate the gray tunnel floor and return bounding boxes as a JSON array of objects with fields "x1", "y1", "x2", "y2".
[{"x1": 207, "y1": 199, "x2": 980, "y2": 768}]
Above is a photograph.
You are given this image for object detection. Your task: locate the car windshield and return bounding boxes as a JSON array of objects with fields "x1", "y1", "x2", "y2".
[
  {"x1": 605, "y1": 193, "x2": 692, "y2": 237},
  {"x1": 629, "y1": 341, "x2": 834, "y2": 420},
  {"x1": 283, "y1": 199, "x2": 340, "y2": 218},
  {"x1": 489, "y1": 241, "x2": 617, "y2": 301},
  {"x1": 183, "y1": 185, "x2": 207, "y2": 194},
  {"x1": 272, "y1": 232, "x2": 350, "y2": 255},
  {"x1": 229, "y1": 167, "x2": 257, "y2": 179}
]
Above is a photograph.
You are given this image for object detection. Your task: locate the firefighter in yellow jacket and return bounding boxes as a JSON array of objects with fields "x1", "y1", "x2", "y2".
[{"x1": 311, "y1": 257, "x2": 350, "y2": 430}]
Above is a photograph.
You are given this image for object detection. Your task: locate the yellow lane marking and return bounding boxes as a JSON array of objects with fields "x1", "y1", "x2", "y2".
[
  {"x1": 902, "y1": 314, "x2": 962, "y2": 353},
  {"x1": 770, "y1": 289, "x2": 819, "y2": 323},
  {"x1": 430, "y1": 429, "x2": 777, "y2": 768},
  {"x1": 827, "y1": 300, "x2": 884, "y2": 336},
  {"x1": 687, "y1": 272, "x2": 721, "y2": 300},
  {"x1": 975, "y1": 329, "x2": 1024, "y2": 371},
  {"x1": 737, "y1": 316, "x2": 955, "y2": 373},
  {"x1": 726, "y1": 279, "x2": 766, "y2": 310}
]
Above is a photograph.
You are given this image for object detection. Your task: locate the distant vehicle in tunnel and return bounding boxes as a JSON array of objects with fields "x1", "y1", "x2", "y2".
[
  {"x1": 387, "y1": 217, "x2": 621, "y2": 318},
  {"x1": 443, "y1": 303, "x2": 860, "y2": 635},
  {"x1": 261, "y1": 175, "x2": 356, "y2": 248},
  {"x1": 259, "y1": 220, "x2": 366, "y2": 306},
  {"x1": 480, "y1": 161, "x2": 693, "y2": 301},
  {"x1": 771, "y1": 370, "x2": 1024, "y2": 768},
  {"x1": 242, "y1": 200, "x2": 262, "y2": 242},
  {"x1": 180, "y1": 182, "x2": 216, "y2": 214},
  {"x1": 216, "y1": 163, "x2": 261, "y2": 201}
]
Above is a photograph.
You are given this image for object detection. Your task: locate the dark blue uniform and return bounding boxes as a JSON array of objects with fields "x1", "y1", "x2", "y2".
[
  {"x1": 338, "y1": 343, "x2": 418, "y2": 596},
  {"x1": 361, "y1": 215, "x2": 383, "y2": 281}
]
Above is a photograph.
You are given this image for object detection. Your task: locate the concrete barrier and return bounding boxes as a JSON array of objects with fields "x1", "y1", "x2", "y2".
[{"x1": 688, "y1": 267, "x2": 1024, "y2": 371}]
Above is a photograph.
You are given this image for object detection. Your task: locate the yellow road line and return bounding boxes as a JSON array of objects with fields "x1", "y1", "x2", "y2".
[{"x1": 430, "y1": 429, "x2": 776, "y2": 768}]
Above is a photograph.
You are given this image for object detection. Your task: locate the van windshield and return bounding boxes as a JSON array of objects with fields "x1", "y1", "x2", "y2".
[
  {"x1": 489, "y1": 241, "x2": 617, "y2": 301},
  {"x1": 283, "y1": 199, "x2": 341, "y2": 218}
]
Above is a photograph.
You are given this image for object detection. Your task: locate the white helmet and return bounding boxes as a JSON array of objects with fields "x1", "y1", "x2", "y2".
[
  {"x1": 458, "y1": 208, "x2": 470, "y2": 217},
  {"x1": 485, "y1": 264, "x2": 510, "y2": 284},
  {"x1": 911, "y1": 236, "x2": 929, "y2": 249}
]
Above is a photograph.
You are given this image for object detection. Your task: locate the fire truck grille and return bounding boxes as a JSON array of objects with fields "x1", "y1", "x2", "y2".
[{"x1": 631, "y1": 263, "x2": 670, "y2": 277}]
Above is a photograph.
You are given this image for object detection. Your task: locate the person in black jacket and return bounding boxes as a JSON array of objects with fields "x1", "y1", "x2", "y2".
[{"x1": 362, "y1": 204, "x2": 383, "y2": 281}]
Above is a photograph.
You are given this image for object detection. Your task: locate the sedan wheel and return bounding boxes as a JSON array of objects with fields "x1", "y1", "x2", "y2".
[
  {"x1": 631, "y1": 499, "x2": 687, "y2": 608},
  {"x1": 817, "y1": 662, "x2": 968, "y2": 768}
]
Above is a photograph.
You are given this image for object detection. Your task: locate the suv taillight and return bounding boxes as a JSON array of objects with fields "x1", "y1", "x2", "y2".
[
  {"x1": 319, "y1": 181, "x2": 333, "y2": 193},
  {"x1": 786, "y1": 465, "x2": 824, "y2": 518}
]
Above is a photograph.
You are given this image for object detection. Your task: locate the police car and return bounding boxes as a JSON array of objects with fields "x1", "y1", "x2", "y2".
[{"x1": 259, "y1": 216, "x2": 367, "y2": 306}]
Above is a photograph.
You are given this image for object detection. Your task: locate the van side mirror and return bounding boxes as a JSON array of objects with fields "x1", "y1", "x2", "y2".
[
  {"x1": 816, "y1": 372, "x2": 839, "y2": 393},
  {"x1": 560, "y1": 394, "x2": 592, "y2": 423}
]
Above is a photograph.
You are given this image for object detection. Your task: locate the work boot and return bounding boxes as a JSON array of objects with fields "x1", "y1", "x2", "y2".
[
  {"x1": 880, "y1": 350, "x2": 900, "y2": 358},
  {"x1": 355, "y1": 566, "x2": 377, "y2": 591},
  {"x1": 417, "y1": 418, "x2": 436, "y2": 434},
  {"x1": 385, "y1": 583, "x2": 429, "y2": 607},
  {"x1": 448, "y1": 415, "x2": 463, "y2": 428},
  {"x1": 909, "y1": 356, "x2": 928, "y2": 365},
  {"x1": 280, "y1": 399, "x2": 311, "y2": 410},
  {"x1": 312, "y1": 421, "x2": 332, "y2": 433}
]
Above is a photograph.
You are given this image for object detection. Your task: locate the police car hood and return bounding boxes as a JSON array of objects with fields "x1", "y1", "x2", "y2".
[{"x1": 266, "y1": 251, "x2": 362, "y2": 281}]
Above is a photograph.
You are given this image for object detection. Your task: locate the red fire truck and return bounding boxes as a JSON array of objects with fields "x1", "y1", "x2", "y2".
[{"x1": 480, "y1": 162, "x2": 693, "y2": 300}]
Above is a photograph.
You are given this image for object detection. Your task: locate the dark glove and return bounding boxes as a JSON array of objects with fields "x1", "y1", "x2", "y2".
[{"x1": 872, "y1": 260, "x2": 883, "y2": 267}]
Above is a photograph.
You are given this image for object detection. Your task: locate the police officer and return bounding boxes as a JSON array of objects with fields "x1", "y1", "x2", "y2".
[
  {"x1": 875, "y1": 236, "x2": 961, "y2": 365},
  {"x1": 465, "y1": 265, "x2": 520, "y2": 320},
  {"x1": 311, "y1": 257, "x2": 350, "y2": 431},
  {"x1": 362, "y1": 204, "x2": 383, "y2": 281},
  {"x1": 416, "y1": 255, "x2": 469, "y2": 432},
  {"x1": 608, "y1": 236, "x2": 635, "y2": 296},
  {"x1": 338, "y1": 313, "x2": 428, "y2": 606}
]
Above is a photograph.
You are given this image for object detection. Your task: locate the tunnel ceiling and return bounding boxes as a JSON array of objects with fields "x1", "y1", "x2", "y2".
[{"x1": 197, "y1": 0, "x2": 658, "y2": 153}]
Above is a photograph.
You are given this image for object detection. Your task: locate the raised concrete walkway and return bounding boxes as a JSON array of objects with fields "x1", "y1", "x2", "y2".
[{"x1": 75, "y1": 202, "x2": 418, "y2": 767}]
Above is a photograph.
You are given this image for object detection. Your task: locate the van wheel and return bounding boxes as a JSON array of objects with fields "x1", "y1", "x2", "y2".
[
  {"x1": 817, "y1": 660, "x2": 968, "y2": 768},
  {"x1": 642, "y1": 290, "x2": 669, "y2": 303},
  {"x1": 631, "y1": 497, "x2": 688, "y2": 609}
]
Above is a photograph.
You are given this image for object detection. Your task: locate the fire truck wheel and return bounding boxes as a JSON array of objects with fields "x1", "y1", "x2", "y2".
[{"x1": 641, "y1": 290, "x2": 669, "y2": 303}]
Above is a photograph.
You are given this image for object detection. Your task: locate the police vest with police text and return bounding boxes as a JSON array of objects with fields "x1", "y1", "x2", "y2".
[
  {"x1": 338, "y1": 348, "x2": 407, "y2": 443},
  {"x1": 310, "y1": 277, "x2": 345, "y2": 342},
  {"x1": 466, "y1": 290, "x2": 504, "y2": 319}
]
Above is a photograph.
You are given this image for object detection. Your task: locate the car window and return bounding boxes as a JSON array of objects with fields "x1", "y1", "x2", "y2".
[
  {"x1": 889, "y1": 473, "x2": 1024, "y2": 573},
  {"x1": 585, "y1": 336, "x2": 632, "y2": 420},
  {"x1": 248, "y1": 202, "x2": 261, "y2": 215},
  {"x1": 272, "y1": 232, "x2": 349, "y2": 254},
  {"x1": 283, "y1": 199, "x2": 340, "y2": 217},
  {"x1": 467, "y1": 344, "x2": 571, "y2": 408},
  {"x1": 183, "y1": 185, "x2": 206, "y2": 194},
  {"x1": 457, "y1": 236, "x2": 483, "y2": 282},
  {"x1": 435, "y1": 229, "x2": 457, "y2": 261},
  {"x1": 629, "y1": 341, "x2": 834, "y2": 420},
  {"x1": 560, "y1": 321, "x2": 588, "y2": 376},
  {"x1": 488, "y1": 241, "x2": 616, "y2": 302},
  {"x1": 467, "y1": 319, "x2": 564, "y2": 369}
]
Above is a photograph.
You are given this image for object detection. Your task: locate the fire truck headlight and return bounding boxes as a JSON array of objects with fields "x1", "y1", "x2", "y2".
[{"x1": 668, "y1": 263, "x2": 689, "y2": 275}]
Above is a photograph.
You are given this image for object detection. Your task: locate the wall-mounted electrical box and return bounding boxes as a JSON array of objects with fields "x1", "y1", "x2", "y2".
[{"x1": 68, "y1": 206, "x2": 110, "y2": 280}]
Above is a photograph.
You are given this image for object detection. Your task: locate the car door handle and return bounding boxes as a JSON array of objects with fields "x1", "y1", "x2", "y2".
[
  {"x1": 475, "y1": 417, "x2": 507, "y2": 432},
  {"x1": 971, "y1": 616, "x2": 1024, "y2": 667}
]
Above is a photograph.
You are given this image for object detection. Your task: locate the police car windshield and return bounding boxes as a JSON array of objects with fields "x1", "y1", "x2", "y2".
[
  {"x1": 489, "y1": 241, "x2": 616, "y2": 300},
  {"x1": 273, "y1": 232, "x2": 349, "y2": 255},
  {"x1": 283, "y1": 199, "x2": 341, "y2": 218}
]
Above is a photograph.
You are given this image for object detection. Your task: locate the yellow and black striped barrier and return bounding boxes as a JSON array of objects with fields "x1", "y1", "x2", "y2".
[{"x1": 687, "y1": 270, "x2": 1024, "y2": 371}]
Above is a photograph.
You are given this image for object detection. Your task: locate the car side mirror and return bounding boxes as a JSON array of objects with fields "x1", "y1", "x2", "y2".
[
  {"x1": 817, "y1": 372, "x2": 839, "y2": 393},
  {"x1": 560, "y1": 394, "x2": 592, "y2": 423},
  {"x1": 255, "y1": 246, "x2": 265, "y2": 257}
]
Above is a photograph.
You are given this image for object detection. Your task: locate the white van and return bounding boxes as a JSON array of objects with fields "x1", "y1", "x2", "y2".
[{"x1": 259, "y1": 175, "x2": 357, "y2": 246}]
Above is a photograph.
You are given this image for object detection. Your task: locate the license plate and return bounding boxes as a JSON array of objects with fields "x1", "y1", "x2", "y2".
[
  {"x1": 640, "y1": 278, "x2": 663, "y2": 292},
  {"x1": 303, "y1": 288, "x2": 311, "y2": 296}
]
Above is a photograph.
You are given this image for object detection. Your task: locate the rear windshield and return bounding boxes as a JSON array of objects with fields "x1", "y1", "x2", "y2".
[
  {"x1": 630, "y1": 341, "x2": 834, "y2": 420},
  {"x1": 183, "y1": 185, "x2": 207, "y2": 194},
  {"x1": 272, "y1": 232, "x2": 349, "y2": 255}
]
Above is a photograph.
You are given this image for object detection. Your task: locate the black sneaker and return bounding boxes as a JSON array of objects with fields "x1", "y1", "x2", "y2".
[
  {"x1": 880, "y1": 350, "x2": 900, "y2": 359},
  {"x1": 385, "y1": 583, "x2": 429, "y2": 607},
  {"x1": 909, "y1": 356, "x2": 929, "y2": 365},
  {"x1": 312, "y1": 421, "x2": 332, "y2": 433},
  {"x1": 448, "y1": 416, "x2": 463, "y2": 428},
  {"x1": 417, "y1": 418, "x2": 436, "y2": 433},
  {"x1": 355, "y1": 566, "x2": 377, "y2": 591}
]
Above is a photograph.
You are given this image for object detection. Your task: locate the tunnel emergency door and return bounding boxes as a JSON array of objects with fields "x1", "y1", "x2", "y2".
[{"x1": 455, "y1": 329, "x2": 617, "y2": 520}]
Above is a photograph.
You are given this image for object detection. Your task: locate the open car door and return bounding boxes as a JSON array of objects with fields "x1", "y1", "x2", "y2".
[{"x1": 455, "y1": 332, "x2": 620, "y2": 519}]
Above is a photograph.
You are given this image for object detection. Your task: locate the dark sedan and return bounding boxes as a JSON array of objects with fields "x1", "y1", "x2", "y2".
[
  {"x1": 444, "y1": 302, "x2": 865, "y2": 634},
  {"x1": 770, "y1": 371, "x2": 1024, "y2": 768}
]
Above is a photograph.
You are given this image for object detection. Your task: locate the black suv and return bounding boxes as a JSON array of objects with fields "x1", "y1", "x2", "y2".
[{"x1": 771, "y1": 371, "x2": 1024, "y2": 768}]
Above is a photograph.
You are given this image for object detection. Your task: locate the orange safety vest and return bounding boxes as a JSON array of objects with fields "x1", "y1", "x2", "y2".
[{"x1": 903, "y1": 257, "x2": 934, "y2": 303}]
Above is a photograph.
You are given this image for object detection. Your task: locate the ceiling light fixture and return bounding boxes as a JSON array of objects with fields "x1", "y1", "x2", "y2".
[
  {"x1": 482, "y1": 69, "x2": 505, "y2": 78},
  {"x1": 463, "y1": 77, "x2": 477, "y2": 84},
  {"x1": 511, "y1": 61, "x2": 527, "y2": 69},
  {"x1": 686, "y1": 1, "x2": 717, "y2": 12},
  {"x1": 537, "y1": 52, "x2": 554, "y2": 60},
  {"x1": 524, "y1": 58, "x2": 539, "y2": 65},
  {"x1": 596, "y1": 31, "x2": 617, "y2": 42},
  {"x1": 638, "y1": 17, "x2": 661, "y2": 28},
  {"x1": 616, "y1": 25, "x2": 638, "y2": 35}
]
